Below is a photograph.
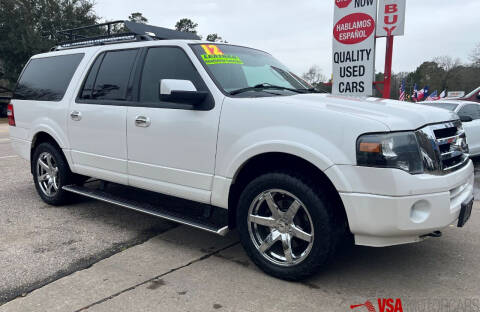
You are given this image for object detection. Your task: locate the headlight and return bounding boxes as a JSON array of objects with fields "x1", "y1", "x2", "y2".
[{"x1": 356, "y1": 132, "x2": 424, "y2": 174}]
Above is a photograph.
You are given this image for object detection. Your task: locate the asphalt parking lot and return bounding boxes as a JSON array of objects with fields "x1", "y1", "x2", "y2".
[
  {"x1": 0, "y1": 122, "x2": 174, "y2": 303},
  {"x1": 1, "y1": 120, "x2": 480, "y2": 312}
]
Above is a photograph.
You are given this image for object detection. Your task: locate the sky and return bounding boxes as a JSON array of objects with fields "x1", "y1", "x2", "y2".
[{"x1": 94, "y1": 0, "x2": 480, "y2": 78}]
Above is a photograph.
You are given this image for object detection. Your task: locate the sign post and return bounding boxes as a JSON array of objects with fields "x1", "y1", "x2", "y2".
[
  {"x1": 381, "y1": 36, "x2": 394, "y2": 99},
  {"x1": 332, "y1": 0, "x2": 377, "y2": 97},
  {"x1": 376, "y1": 0, "x2": 406, "y2": 98}
]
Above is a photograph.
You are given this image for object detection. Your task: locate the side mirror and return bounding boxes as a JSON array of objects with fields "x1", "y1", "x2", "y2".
[
  {"x1": 460, "y1": 115, "x2": 473, "y2": 123},
  {"x1": 476, "y1": 92, "x2": 480, "y2": 100},
  {"x1": 159, "y1": 79, "x2": 207, "y2": 105}
]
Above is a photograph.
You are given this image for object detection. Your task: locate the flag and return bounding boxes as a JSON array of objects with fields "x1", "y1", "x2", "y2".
[
  {"x1": 412, "y1": 84, "x2": 418, "y2": 102},
  {"x1": 440, "y1": 90, "x2": 446, "y2": 98},
  {"x1": 417, "y1": 86, "x2": 430, "y2": 101},
  {"x1": 426, "y1": 90, "x2": 440, "y2": 101},
  {"x1": 417, "y1": 88, "x2": 425, "y2": 101},
  {"x1": 399, "y1": 79, "x2": 406, "y2": 101},
  {"x1": 424, "y1": 86, "x2": 430, "y2": 98}
]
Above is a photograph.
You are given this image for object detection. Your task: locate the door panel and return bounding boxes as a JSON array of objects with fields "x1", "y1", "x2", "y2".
[
  {"x1": 67, "y1": 49, "x2": 139, "y2": 184},
  {"x1": 68, "y1": 104, "x2": 128, "y2": 184},
  {"x1": 126, "y1": 46, "x2": 221, "y2": 203},
  {"x1": 463, "y1": 120, "x2": 480, "y2": 156},
  {"x1": 127, "y1": 107, "x2": 219, "y2": 203},
  {"x1": 458, "y1": 104, "x2": 480, "y2": 156}
]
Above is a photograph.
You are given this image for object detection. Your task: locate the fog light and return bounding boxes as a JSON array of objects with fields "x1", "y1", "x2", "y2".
[{"x1": 410, "y1": 200, "x2": 430, "y2": 223}]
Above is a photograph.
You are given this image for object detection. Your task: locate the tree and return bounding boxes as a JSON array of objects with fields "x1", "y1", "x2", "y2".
[
  {"x1": 302, "y1": 66, "x2": 327, "y2": 88},
  {"x1": 406, "y1": 57, "x2": 480, "y2": 98},
  {"x1": 174, "y1": 18, "x2": 226, "y2": 42},
  {"x1": 206, "y1": 33, "x2": 225, "y2": 43},
  {"x1": 445, "y1": 65, "x2": 480, "y2": 94},
  {"x1": 433, "y1": 56, "x2": 462, "y2": 72},
  {"x1": 128, "y1": 12, "x2": 148, "y2": 24},
  {"x1": 175, "y1": 18, "x2": 199, "y2": 34},
  {"x1": 471, "y1": 43, "x2": 480, "y2": 67},
  {"x1": 0, "y1": 0, "x2": 98, "y2": 87},
  {"x1": 431, "y1": 56, "x2": 462, "y2": 91},
  {"x1": 409, "y1": 61, "x2": 445, "y2": 92}
]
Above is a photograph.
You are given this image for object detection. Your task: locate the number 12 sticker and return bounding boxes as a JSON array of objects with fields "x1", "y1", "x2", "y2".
[{"x1": 201, "y1": 44, "x2": 223, "y2": 55}]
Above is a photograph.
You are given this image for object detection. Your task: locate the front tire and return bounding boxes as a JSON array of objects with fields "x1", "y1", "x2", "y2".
[
  {"x1": 32, "y1": 142, "x2": 75, "y2": 206},
  {"x1": 237, "y1": 172, "x2": 341, "y2": 280}
]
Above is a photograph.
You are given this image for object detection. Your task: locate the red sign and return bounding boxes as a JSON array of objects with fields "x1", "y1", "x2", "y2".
[
  {"x1": 333, "y1": 13, "x2": 375, "y2": 45},
  {"x1": 350, "y1": 299, "x2": 404, "y2": 312},
  {"x1": 377, "y1": 0, "x2": 406, "y2": 37},
  {"x1": 335, "y1": 0, "x2": 352, "y2": 8}
]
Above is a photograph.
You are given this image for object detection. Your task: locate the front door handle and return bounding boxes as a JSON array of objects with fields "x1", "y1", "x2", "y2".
[
  {"x1": 70, "y1": 111, "x2": 82, "y2": 121},
  {"x1": 135, "y1": 116, "x2": 151, "y2": 127}
]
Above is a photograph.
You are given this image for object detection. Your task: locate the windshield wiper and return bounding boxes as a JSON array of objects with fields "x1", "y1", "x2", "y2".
[
  {"x1": 229, "y1": 83, "x2": 305, "y2": 96},
  {"x1": 304, "y1": 87, "x2": 323, "y2": 93}
]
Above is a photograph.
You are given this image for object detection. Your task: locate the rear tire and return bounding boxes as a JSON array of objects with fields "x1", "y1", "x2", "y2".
[
  {"x1": 237, "y1": 172, "x2": 342, "y2": 280},
  {"x1": 32, "y1": 142, "x2": 75, "y2": 206}
]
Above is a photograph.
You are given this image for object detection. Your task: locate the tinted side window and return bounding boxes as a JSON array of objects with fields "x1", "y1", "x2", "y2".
[
  {"x1": 140, "y1": 47, "x2": 207, "y2": 103},
  {"x1": 80, "y1": 54, "x2": 104, "y2": 99},
  {"x1": 91, "y1": 49, "x2": 138, "y2": 100},
  {"x1": 458, "y1": 104, "x2": 480, "y2": 120},
  {"x1": 14, "y1": 54, "x2": 84, "y2": 101}
]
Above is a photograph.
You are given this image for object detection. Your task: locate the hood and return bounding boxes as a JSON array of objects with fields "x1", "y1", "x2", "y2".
[{"x1": 266, "y1": 94, "x2": 459, "y2": 131}]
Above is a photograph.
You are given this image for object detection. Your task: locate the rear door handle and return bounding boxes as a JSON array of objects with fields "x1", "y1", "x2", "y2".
[
  {"x1": 70, "y1": 111, "x2": 82, "y2": 121},
  {"x1": 135, "y1": 116, "x2": 151, "y2": 127}
]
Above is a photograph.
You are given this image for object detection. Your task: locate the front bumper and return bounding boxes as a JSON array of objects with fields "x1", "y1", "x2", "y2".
[{"x1": 327, "y1": 161, "x2": 474, "y2": 247}]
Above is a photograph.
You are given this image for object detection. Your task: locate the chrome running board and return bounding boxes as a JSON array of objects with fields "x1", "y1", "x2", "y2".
[{"x1": 63, "y1": 184, "x2": 229, "y2": 236}]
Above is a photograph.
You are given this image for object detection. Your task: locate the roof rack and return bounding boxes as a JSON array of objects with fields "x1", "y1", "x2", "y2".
[{"x1": 53, "y1": 20, "x2": 201, "y2": 51}]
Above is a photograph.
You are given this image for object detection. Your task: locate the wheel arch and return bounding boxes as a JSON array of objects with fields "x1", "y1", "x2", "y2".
[
  {"x1": 227, "y1": 152, "x2": 349, "y2": 231},
  {"x1": 30, "y1": 131, "x2": 71, "y2": 175}
]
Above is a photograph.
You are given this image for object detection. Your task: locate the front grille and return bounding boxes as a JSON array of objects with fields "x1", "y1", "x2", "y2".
[
  {"x1": 415, "y1": 121, "x2": 470, "y2": 175},
  {"x1": 434, "y1": 127, "x2": 457, "y2": 139}
]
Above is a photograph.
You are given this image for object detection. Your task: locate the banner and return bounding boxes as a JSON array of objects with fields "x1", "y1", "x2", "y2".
[
  {"x1": 332, "y1": 0, "x2": 377, "y2": 97},
  {"x1": 377, "y1": 0, "x2": 406, "y2": 37}
]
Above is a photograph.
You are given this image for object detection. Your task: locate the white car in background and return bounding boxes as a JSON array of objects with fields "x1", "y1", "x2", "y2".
[{"x1": 423, "y1": 100, "x2": 480, "y2": 157}]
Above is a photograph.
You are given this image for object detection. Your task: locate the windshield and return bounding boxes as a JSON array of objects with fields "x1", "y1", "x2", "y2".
[
  {"x1": 191, "y1": 44, "x2": 311, "y2": 96},
  {"x1": 422, "y1": 102, "x2": 459, "y2": 111}
]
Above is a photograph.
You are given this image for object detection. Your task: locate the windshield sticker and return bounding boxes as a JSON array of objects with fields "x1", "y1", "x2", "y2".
[
  {"x1": 201, "y1": 44, "x2": 224, "y2": 55},
  {"x1": 201, "y1": 54, "x2": 243, "y2": 65},
  {"x1": 200, "y1": 44, "x2": 243, "y2": 65}
]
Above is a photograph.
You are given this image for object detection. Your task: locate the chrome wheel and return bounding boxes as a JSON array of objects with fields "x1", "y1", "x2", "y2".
[
  {"x1": 247, "y1": 189, "x2": 314, "y2": 267},
  {"x1": 36, "y1": 152, "x2": 59, "y2": 197}
]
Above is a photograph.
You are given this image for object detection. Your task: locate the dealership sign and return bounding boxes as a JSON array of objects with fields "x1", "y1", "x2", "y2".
[
  {"x1": 332, "y1": 0, "x2": 377, "y2": 96},
  {"x1": 448, "y1": 91, "x2": 465, "y2": 98},
  {"x1": 377, "y1": 0, "x2": 406, "y2": 37}
]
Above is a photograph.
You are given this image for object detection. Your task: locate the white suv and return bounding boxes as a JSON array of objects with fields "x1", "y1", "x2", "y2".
[{"x1": 8, "y1": 21, "x2": 474, "y2": 280}]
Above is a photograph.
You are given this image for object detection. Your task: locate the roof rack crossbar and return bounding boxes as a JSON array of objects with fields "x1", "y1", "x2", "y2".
[
  {"x1": 53, "y1": 20, "x2": 200, "y2": 51},
  {"x1": 57, "y1": 20, "x2": 125, "y2": 38},
  {"x1": 55, "y1": 35, "x2": 146, "y2": 51}
]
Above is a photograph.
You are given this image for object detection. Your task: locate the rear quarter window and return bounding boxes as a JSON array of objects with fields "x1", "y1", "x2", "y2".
[
  {"x1": 13, "y1": 53, "x2": 84, "y2": 101},
  {"x1": 78, "y1": 49, "x2": 138, "y2": 101}
]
